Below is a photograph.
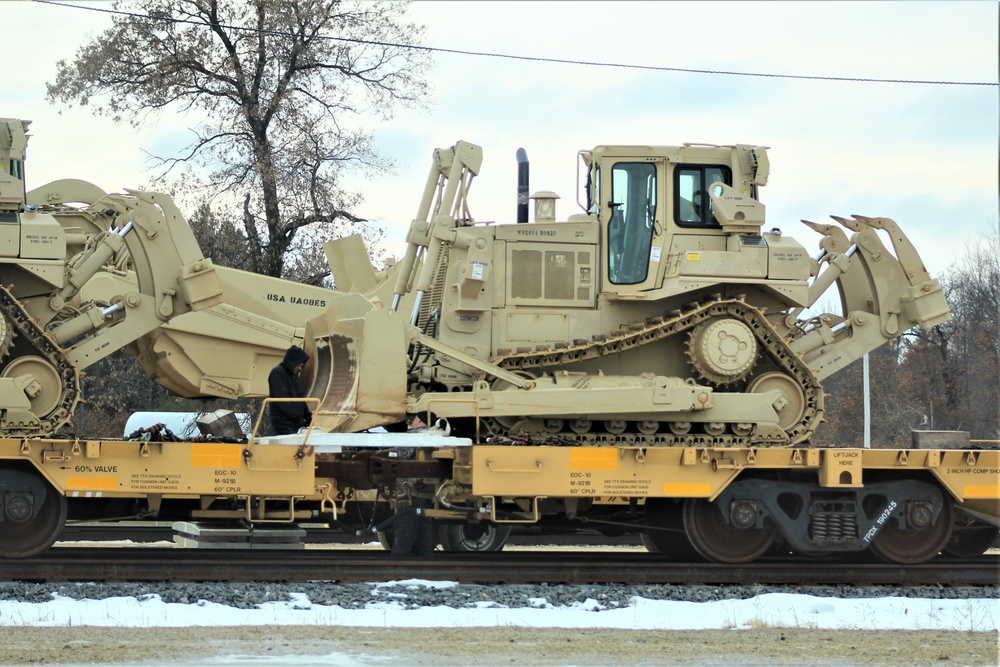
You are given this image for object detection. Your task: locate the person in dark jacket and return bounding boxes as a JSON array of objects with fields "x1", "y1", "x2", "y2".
[
  {"x1": 390, "y1": 416, "x2": 436, "y2": 558},
  {"x1": 268, "y1": 345, "x2": 312, "y2": 435}
]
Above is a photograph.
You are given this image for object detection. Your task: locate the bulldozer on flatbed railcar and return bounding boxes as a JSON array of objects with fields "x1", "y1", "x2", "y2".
[{"x1": 0, "y1": 117, "x2": 986, "y2": 565}]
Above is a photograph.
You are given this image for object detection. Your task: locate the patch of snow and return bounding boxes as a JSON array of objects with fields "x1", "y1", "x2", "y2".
[{"x1": 0, "y1": 584, "x2": 995, "y2": 632}]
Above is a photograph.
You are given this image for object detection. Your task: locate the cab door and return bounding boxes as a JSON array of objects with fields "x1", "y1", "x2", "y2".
[{"x1": 602, "y1": 159, "x2": 664, "y2": 296}]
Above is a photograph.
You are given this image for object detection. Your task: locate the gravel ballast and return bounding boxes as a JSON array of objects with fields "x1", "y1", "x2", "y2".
[{"x1": 0, "y1": 580, "x2": 998, "y2": 609}]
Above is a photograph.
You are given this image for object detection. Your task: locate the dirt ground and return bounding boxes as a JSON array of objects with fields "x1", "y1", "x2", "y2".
[{"x1": 0, "y1": 626, "x2": 997, "y2": 666}]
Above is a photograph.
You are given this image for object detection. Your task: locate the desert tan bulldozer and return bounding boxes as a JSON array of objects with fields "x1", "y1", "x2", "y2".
[
  {"x1": 303, "y1": 141, "x2": 950, "y2": 446},
  {"x1": 0, "y1": 118, "x2": 353, "y2": 435}
]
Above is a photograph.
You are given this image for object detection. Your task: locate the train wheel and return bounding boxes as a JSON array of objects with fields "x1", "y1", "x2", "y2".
[
  {"x1": 438, "y1": 523, "x2": 512, "y2": 552},
  {"x1": 376, "y1": 529, "x2": 395, "y2": 551},
  {"x1": 943, "y1": 519, "x2": 997, "y2": 558},
  {"x1": 870, "y1": 496, "x2": 953, "y2": 564},
  {"x1": 682, "y1": 497, "x2": 776, "y2": 563},
  {"x1": 643, "y1": 497, "x2": 704, "y2": 561},
  {"x1": 0, "y1": 468, "x2": 68, "y2": 558}
]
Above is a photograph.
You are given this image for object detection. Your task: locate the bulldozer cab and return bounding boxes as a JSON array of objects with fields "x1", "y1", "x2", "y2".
[{"x1": 582, "y1": 144, "x2": 771, "y2": 297}]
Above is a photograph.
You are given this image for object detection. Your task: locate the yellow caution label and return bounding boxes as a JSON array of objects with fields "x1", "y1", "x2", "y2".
[
  {"x1": 569, "y1": 448, "x2": 619, "y2": 471},
  {"x1": 963, "y1": 485, "x2": 1000, "y2": 499},
  {"x1": 191, "y1": 443, "x2": 243, "y2": 468},
  {"x1": 664, "y1": 482, "x2": 712, "y2": 496},
  {"x1": 686, "y1": 252, "x2": 701, "y2": 262},
  {"x1": 65, "y1": 476, "x2": 117, "y2": 490}
]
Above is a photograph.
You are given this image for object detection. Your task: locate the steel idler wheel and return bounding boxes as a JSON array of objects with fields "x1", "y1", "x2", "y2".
[
  {"x1": 438, "y1": 522, "x2": 512, "y2": 552},
  {"x1": 682, "y1": 497, "x2": 776, "y2": 563},
  {"x1": 489, "y1": 371, "x2": 538, "y2": 434},
  {"x1": 747, "y1": 371, "x2": 806, "y2": 433},
  {"x1": 0, "y1": 468, "x2": 68, "y2": 558},
  {"x1": 643, "y1": 497, "x2": 704, "y2": 561},
  {"x1": 870, "y1": 495, "x2": 953, "y2": 564},
  {"x1": 943, "y1": 520, "x2": 999, "y2": 558},
  {"x1": 1, "y1": 356, "x2": 63, "y2": 417}
]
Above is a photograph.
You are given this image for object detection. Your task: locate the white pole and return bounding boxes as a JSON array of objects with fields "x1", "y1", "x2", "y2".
[{"x1": 863, "y1": 352, "x2": 871, "y2": 448}]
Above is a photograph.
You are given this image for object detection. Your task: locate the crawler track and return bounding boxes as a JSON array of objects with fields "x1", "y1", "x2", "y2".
[
  {"x1": 0, "y1": 285, "x2": 81, "y2": 436},
  {"x1": 485, "y1": 296, "x2": 824, "y2": 446},
  {"x1": 3, "y1": 548, "x2": 996, "y2": 586}
]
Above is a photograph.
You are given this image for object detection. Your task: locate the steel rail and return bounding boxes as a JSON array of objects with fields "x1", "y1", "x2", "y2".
[
  {"x1": 55, "y1": 524, "x2": 642, "y2": 546},
  {"x1": 1, "y1": 549, "x2": 996, "y2": 586}
]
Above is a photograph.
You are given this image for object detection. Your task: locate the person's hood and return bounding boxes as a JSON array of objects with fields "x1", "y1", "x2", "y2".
[{"x1": 282, "y1": 345, "x2": 309, "y2": 367}]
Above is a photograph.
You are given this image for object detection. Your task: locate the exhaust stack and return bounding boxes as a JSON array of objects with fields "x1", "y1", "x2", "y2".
[{"x1": 516, "y1": 147, "x2": 529, "y2": 223}]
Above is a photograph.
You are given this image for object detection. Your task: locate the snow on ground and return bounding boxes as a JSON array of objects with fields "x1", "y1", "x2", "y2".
[{"x1": 0, "y1": 580, "x2": 996, "y2": 632}]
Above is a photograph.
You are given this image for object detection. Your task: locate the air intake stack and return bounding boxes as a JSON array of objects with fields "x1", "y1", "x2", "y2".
[{"x1": 516, "y1": 147, "x2": 529, "y2": 223}]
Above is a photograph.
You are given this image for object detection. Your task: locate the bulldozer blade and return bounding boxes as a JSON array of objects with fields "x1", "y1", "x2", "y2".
[
  {"x1": 304, "y1": 305, "x2": 408, "y2": 433},
  {"x1": 307, "y1": 330, "x2": 359, "y2": 433}
]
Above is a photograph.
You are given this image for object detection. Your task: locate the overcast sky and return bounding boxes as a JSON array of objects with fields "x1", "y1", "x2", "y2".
[{"x1": 6, "y1": 0, "x2": 998, "y2": 280}]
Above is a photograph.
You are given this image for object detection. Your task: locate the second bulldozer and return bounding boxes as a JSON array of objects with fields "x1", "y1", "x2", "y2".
[{"x1": 303, "y1": 140, "x2": 950, "y2": 445}]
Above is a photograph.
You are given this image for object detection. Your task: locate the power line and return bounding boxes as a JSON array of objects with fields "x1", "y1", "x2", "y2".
[{"x1": 31, "y1": 0, "x2": 1000, "y2": 87}]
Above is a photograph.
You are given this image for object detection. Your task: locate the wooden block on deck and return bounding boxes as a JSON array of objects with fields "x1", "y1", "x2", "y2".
[
  {"x1": 172, "y1": 521, "x2": 305, "y2": 549},
  {"x1": 910, "y1": 430, "x2": 971, "y2": 449}
]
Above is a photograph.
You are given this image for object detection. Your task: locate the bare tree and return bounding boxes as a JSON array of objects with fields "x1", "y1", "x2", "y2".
[
  {"x1": 816, "y1": 340, "x2": 919, "y2": 447},
  {"x1": 47, "y1": 0, "x2": 430, "y2": 278},
  {"x1": 900, "y1": 228, "x2": 1000, "y2": 439}
]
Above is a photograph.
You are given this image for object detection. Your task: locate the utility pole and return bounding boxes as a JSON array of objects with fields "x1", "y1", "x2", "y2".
[{"x1": 863, "y1": 352, "x2": 871, "y2": 448}]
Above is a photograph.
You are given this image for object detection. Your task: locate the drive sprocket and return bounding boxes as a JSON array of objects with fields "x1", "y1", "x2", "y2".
[
  {"x1": 0, "y1": 312, "x2": 14, "y2": 362},
  {"x1": 685, "y1": 317, "x2": 758, "y2": 386}
]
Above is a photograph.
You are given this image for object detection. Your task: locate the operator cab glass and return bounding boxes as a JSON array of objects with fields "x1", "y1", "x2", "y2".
[
  {"x1": 675, "y1": 165, "x2": 732, "y2": 228},
  {"x1": 608, "y1": 162, "x2": 657, "y2": 285}
]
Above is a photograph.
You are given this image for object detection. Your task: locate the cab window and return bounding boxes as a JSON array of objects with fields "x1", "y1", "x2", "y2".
[
  {"x1": 675, "y1": 165, "x2": 731, "y2": 228},
  {"x1": 608, "y1": 162, "x2": 656, "y2": 285}
]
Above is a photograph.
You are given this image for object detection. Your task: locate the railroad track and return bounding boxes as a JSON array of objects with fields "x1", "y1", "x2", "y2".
[
  {"x1": 55, "y1": 524, "x2": 373, "y2": 545},
  {"x1": 54, "y1": 524, "x2": 642, "y2": 547},
  {"x1": 2, "y1": 548, "x2": 996, "y2": 586}
]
